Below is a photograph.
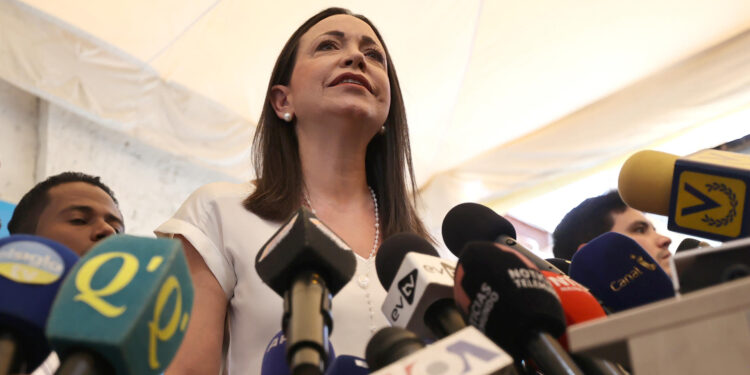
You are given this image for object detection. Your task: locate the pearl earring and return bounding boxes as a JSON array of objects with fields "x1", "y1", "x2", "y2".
[
  {"x1": 379, "y1": 125, "x2": 386, "y2": 134},
  {"x1": 283, "y1": 112, "x2": 292, "y2": 122}
]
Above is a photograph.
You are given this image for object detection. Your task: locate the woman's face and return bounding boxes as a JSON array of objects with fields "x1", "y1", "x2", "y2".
[{"x1": 287, "y1": 14, "x2": 391, "y2": 132}]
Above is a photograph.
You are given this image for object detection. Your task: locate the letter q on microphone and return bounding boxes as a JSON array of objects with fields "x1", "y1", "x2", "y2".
[
  {"x1": 619, "y1": 149, "x2": 750, "y2": 241},
  {"x1": 45, "y1": 235, "x2": 194, "y2": 375}
]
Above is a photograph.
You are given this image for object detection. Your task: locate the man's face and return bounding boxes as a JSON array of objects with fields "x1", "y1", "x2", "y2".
[
  {"x1": 35, "y1": 182, "x2": 124, "y2": 256},
  {"x1": 610, "y1": 207, "x2": 672, "y2": 274}
]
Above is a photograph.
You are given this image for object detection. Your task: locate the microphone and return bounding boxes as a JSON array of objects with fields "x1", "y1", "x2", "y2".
[
  {"x1": 619, "y1": 149, "x2": 750, "y2": 241},
  {"x1": 675, "y1": 238, "x2": 711, "y2": 253},
  {"x1": 262, "y1": 330, "x2": 336, "y2": 375},
  {"x1": 45, "y1": 235, "x2": 194, "y2": 375},
  {"x1": 454, "y1": 241, "x2": 583, "y2": 374},
  {"x1": 0, "y1": 235, "x2": 78, "y2": 374},
  {"x1": 541, "y1": 272, "x2": 630, "y2": 374},
  {"x1": 375, "y1": 232, "x2": 464, "y2": 340},
  {"x1": 367, "y1": 326, "x2": 514, "y2": 374},
  {"x1": 324, "y1": 355, "x2": 369, "y2": 375},
  {"x1": 569, "y1": 232, "x2": 675, "y2": 312},
  {"x1": 442, "y1": 202, "x2": 565, "y2": 274},
  {"x1": 365, "y1": 327, "x2": 425, "y2": 372},
  {"x1": 256, "y1": 207, "x2": 356, "y2": 374}
]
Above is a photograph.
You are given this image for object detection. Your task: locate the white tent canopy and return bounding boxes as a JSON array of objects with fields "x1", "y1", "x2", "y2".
[{"x1": 2, "y1": 0, "x2": 750, "y2": 234}]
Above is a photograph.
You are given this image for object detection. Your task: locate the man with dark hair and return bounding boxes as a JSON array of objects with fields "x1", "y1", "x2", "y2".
[
  {"x1": 8, "y1": 171, "x2": 124, "y2": 256},
  {"x1": 552, "y1": 190, "x2": 672, "y2": 273}
]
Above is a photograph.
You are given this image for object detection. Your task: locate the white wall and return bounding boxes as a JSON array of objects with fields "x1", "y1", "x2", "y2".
[
  {"x1": 0, "y1": 78, "x2": 242, "y2": 236},
  {"x1": 0, "y1": 79, "x2": 38, "y2": 201}
]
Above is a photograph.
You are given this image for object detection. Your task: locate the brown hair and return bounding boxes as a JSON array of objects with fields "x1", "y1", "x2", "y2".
[{"x1": 244, "y1": 7, "x2": 430, "y2": 240}]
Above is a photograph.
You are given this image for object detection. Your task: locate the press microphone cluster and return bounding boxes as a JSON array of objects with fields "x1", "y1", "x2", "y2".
[
  {"x1": 0, "y1": 235, "x2": 78, "y2": 374},
  {"x1": 256, "y1": 207, "x2": 356, "y2": 374},
  {"x1": 46, "y1": 235, "x2": 194, "y2": 375},
  {"x1": 619, "y1": 149, "x2": 750, "y2": 241},
  {"x1": 442, "y1": 202, "x2": 627, "y2": 374}
]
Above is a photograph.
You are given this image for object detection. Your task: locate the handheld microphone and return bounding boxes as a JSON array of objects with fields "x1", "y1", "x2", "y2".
[
  {"x1": 45, "y1": 235, "x2": 194, "y2": 375},
  {"x1": 569, "y1": 232, "x2": 675, "y2": 312},
  {"x1": 262, "y1": 330, "x2": 336, "y2": 375},
  {"x1": 376, "y1": 233, "x2": 464, "y2": 340},
  {"x1": 367, "y1": 326, "x2": 514, "y2": 375},
  {"x1": 256, "y1": 207, "x2": 356, "y2": 374},
  {"x1": 675, "y1": 238, "x2": 711, "y2": 253},
  {"x1": 454, "y1": 241, "x2": 583, "y2": 375},
  {"x1": 619, "y1": 149, "x2": 750, "y2": 241},
  {"x1": 442, "y1": 202, "x2": 565, "y2": 274},
  {"x1": 0, "y1": 235, "x2": 78, "y2": 374}
]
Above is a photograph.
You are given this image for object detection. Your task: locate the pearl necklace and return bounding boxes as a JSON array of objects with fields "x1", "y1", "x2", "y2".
[{"x1": 303, "y1": 186, "x2": 380, "y2": 334}]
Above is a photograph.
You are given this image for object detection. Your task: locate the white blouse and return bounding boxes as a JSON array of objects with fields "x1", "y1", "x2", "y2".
[{"x1": 155, "y1": 182, "x2": 389, "y2": 374}]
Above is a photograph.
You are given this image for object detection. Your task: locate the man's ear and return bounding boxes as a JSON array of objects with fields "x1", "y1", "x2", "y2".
[
  {"x1": 270, "y1": 85, "x2": 294, "y2": 121},
  {"x1": 576, "y1": 242, "x2": 587, "y2": 251}
]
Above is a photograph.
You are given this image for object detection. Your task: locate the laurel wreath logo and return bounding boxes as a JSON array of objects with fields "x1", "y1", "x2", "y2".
[{"x1": 701, "y1": 183, "x2": 737, "y2": 227}]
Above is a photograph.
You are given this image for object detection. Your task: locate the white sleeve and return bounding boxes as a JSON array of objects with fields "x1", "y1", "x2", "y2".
[{"x1": 155, "y1": 183, "x2": 237, "y2": 299}]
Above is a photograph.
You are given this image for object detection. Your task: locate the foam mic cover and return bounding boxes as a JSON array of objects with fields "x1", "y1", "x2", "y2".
[
  {"x1": 368, "y1": 326, "x2": 515, "y2": 375},
  {"x1": 261, "y1": 330, "x2": 335, "y2": 375},
  {"x1": 619, "y1": 150, "x2": 679, "y2": 216},
  {"x1": 375, "y1": 232, "x2": 439, "y2": 290},
  {"x1": 256, "y1": 207, "x2": 356, "y2": 373},
  {"x1": 0, "y1": 235, "x2": 78, "y2": 373},
  {"x1": 569, "y1": 232, "x2": 675, "y2": 312},
  {"x1": 442, "y1": 202, "x2": 564, "y2": 274},
  {"x1": 376, "y1": 233, "x2": 462, "y2": 340},
  {"x1": 365, "y1": 326, "x2": 425, "y2": 372},
  {"x1": 256, "y1": 207, "x2": 356, "y2": 296},
  {"x1": 325, "y1": 355, "x2": 369, "y2": 375},
  {"x1": 453, "y1": 241, "x2": 565, "y2": 358},
  {"x1": 46, "y1": 235, "x2": 194, "y2": 375},
  {"x1": 675, "y1": 238, "x2": 711, "y2": 253}
]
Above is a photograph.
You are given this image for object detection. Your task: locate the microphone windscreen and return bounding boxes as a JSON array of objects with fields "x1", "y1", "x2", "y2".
[
  {"x1": 442, "y1": 203, "x2": 516, "y2": 257},
  {"x1": 46, "y1": 235, "x2": 194, "y2": 374},
  {"x1": 0, "y1": 235, "x2": 78, "y2": 369},
  {"x1": 618, "y1": 150, "x2": 679, "y2": 215},
  {"x1": 365, "y1": 326, "x2": 425, "y2": 371},
  {"x1": 675, "y1": 238, "x2": 711, "y2": 253},
  {"x1": 261, "y1": 330, "x2": 335, "y2": 375},
  {"x1": 569, "y1": 232, "x2": 675, "y2": 312},
  {"x1": 256, "y1": 208, "x2": 356, "y2": 296},
  {"x1": 325, "y1": 355, "x2": 369, "y2": 375},
  {"x1": 375, "y1": 232, "x2": 438, "y2": 289},
  {"x1": 545, "y1": 258, "x2": 571, "y2": 275},
  {"x1": 453, "y1": 241, "x2": 564, "y2": 357}
]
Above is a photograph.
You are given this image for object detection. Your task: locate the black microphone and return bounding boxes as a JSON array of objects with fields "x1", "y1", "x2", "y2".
[
  {"x1": 0, "y1": 235, "x2": 78, "y2": 374},
  {"x1": 442, "y1": 202, "x2": 565, "y2": 275},
  {"x1": 375, "y1": 232, "x2": 465, "y2": 340},
  {"x1": 365, "y1": 326, "x2": 515, "y2": 374},
  {"x1": 365, "y1": 326, "x2": 425, "y2": 372},
  {"x1": 454, "y1": 241, "x2": 583, "y2": 375},
  {"x1": 256, "y1": 207, "x2": 356, "y2": 374}
]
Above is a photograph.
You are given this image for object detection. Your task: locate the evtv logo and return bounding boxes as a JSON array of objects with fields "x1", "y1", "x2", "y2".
[{"x1": 391, "y1": 269, "x2": 418, "y2": 321}]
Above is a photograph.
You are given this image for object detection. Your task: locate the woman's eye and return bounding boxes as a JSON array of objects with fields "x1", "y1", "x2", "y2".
[
  {"x1": 317, "y1": 40, "x2": 338, "y2": 51},
  {"x1": 365, "y1": 49, "x2": 385, "y2": 63}
]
